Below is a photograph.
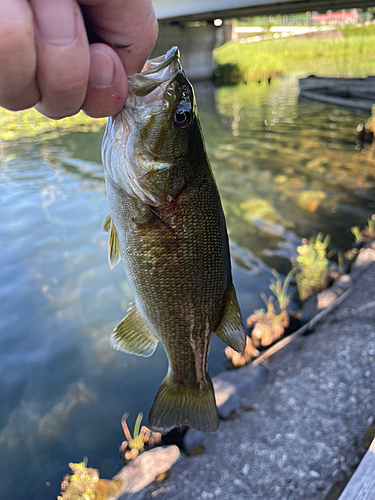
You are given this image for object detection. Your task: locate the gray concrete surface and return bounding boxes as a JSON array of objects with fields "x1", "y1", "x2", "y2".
[{"x1": 142, "y1": 262, "x2": 375, "y2": 500}]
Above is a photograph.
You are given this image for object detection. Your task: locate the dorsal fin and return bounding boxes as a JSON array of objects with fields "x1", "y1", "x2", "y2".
[{"x1": 215, "y1": 284, "x2": 246, "y2": 353}]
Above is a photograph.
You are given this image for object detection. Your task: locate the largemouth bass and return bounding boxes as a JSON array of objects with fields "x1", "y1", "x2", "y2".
[{"x1": 101, "y1": 47, "x2": 246, "y2": 433}]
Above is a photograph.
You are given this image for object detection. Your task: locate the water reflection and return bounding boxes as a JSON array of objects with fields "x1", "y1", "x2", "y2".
[{"x1": 1, "y1": 75, "x2": 374, "y2": 499}]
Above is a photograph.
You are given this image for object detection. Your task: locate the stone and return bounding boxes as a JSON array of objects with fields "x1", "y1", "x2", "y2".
[
  {"x1": 183, "y1": 428, "x2": 208, "y2": 454},
  {"x1": 215, "y1": 363, "x2": 268, "y2": 402},
  {"x1": 114, "y1": 446, "x2": 180, "y2": 499},
  {"x1": 351, "y1": 248, "x2": 375, "y2": 271},
  {"x1": 300, "y1": 295, "x2": 318, "y2": 324},
  {"x1": 213, "y1": 376, "x2": 240, "y2": 419},
  {"x1": 334, "y1": 274, "x2": 352, "y2": 291},
  {"x1": 316, "y1": 287, "x2": 342, "y2": 310}
]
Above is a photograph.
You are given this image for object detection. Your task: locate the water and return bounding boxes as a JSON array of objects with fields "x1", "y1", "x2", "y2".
[{"x1": 1, "y1": 75, "x2": 374, "y2": 499}]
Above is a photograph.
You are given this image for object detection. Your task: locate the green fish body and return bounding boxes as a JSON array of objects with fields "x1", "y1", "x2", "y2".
[{"x1": 101, "y1": 47, "x2": 245, "y2": 433}]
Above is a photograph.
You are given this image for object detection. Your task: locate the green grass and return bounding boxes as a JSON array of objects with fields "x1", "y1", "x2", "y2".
[
  {"x1": 214, "y1": 34, "x2": 375, "y2": 82},
  {"x1": 0, "y1": 107, "x2": 106, "y2": 142}
]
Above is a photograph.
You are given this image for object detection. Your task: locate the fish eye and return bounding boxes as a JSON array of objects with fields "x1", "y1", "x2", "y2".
[{"x1": 172, "y1": 104, "x2": 192, "y2": 129}]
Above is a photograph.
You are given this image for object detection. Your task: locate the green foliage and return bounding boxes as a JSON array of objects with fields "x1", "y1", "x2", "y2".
[
  {"x1": 214, "y1": 34, "x2": 375, "y2": 82},
  {"x1": 269, "y1": 268, "x2": 296, "y2": 311},
  {"x1": 351, "y1": 225, "x2": 363, "y2": 241},
  {"x1": 58, "y1": 460, "x2": 122, "y2": 500},
  {"x1": 351, "y1": 215, "x2": 375, "y2": 242},
  {"x1": 0, "y1": 107, "x2": 106, "y2": 142},
  {"x1": 368, "y1": 215, "x2": 375, "y2": 237},
  {"x1": 294, "y1": 233, "x2": 331, "y2": 301},
  {"x1": 121, "y1": 412, "x2": 145, "y2": 452}
]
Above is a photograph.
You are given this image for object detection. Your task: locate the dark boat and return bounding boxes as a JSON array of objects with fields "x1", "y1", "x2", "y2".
[{"x1": 299, "y1": 75, "x2": 375, "y2": 111}]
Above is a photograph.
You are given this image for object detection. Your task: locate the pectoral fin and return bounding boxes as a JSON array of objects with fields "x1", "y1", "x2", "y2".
[
  {"x1": 111, "y1": 304, "x2": 159, "y2": 357},
  {"x1": 103, "y1": 215, "x2": 121, "y2": 269},
  {"x1": 215, "y1": 284, "x2": 246, "y2": 353},
  {"x1": 108, "y1": 221, "x2": 121, "y2": 269},
  {"x1": 102, "y1": 214, "x2": 112, "y2": 233}
]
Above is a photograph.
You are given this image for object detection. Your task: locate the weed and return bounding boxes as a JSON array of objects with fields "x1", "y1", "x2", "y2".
[
  {"x1": 120, "y1": 413, "x2": 162, "y2": 465},
  {"x1": 294, "y1": 233, "x2": 331, "y2": 302},
  {"x1": 269, "y1": 268, "x2": 296, "y2": 311},
  {"x1": 351, "y1": 225, "x2": 363, "y2": 241},
  {"x1": 58, "y1": 459, "x2": 122, "y2": 500},
  {"x1": 351, "y1": 215, "x2": 375, "y2": 243}
]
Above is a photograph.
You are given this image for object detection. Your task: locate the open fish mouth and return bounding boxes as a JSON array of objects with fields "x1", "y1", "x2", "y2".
[
  {"x1": 129, "y1": 46, "x2": 181, "y2": 101},
  {"x1": 102, "y1": 46, "x2": 186, "y2": 205}
]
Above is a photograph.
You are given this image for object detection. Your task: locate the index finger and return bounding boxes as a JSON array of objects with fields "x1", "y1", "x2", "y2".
[{"x1": 79, "y1": 0, "x2": 158, "y2": 75}]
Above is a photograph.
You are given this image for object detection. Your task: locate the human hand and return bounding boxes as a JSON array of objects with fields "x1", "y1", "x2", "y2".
[{"x1": 0, "y1": 0, "x2": 158, "y2": 118}]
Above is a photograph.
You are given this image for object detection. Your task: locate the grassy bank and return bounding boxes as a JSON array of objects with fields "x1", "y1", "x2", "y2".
[
  {"x1": 0, "y1": 108, "x2": 106, "y2": 142},
  {"x1": 214, "y1": 34, "x2": 375, "y2": 82}
]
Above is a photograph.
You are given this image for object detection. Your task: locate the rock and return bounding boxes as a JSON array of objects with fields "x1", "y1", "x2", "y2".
[
  {"x1": 316, "y1": 287, "x2": 342, "y2": 310},
  {"x1": 300, "y1": 295, "x2": 318, "y2": 324},
  {"x1": 183, "y1": 428, "x2": 208, "y2": 454},
  {"x1": 351, "y1": 248, "x2": 375, "y2": 271},
  {"x1": 114, "y1": 446, "x2": 180, "y2": 499},
  {"x1": 214, "y1": 363, "x2": 268, "y2": 403},
  {"x1": 213, "y1": 376, "x2": 240, "y2": 419},
  {"x1": 334, "y1": 274, "x2": 352, "y2": 291}
]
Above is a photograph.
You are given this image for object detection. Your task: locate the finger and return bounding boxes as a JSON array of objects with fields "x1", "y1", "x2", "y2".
[
  {"x1": 82, "y1": 43, "x2": 128, "y2": 118},
  {"x1": 80, "y1": 0, "x2": 158, "y2": 75},
  {"x1": 0, "y1": 0, "x2": 40, "y2": 111},
  {"x1": 30, "y1": 0, "x2": 90, "y2": 119}
]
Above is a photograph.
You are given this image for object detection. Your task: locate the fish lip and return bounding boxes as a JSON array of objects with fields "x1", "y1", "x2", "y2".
[
  {"x1": 141, "y1": 46, "x2": 180, "y2": 76},
  {"x1": 128, "y1": 46, "x2": 181, "y2": 98}
]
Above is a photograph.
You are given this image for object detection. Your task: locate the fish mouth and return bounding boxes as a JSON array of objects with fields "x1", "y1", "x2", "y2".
[{"x1": 129, "y1": 46, "x2": 181, "y2": 99}]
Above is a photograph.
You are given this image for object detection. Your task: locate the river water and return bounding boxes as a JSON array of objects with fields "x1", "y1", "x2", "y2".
[{"x1": 1, "y1": 75, "x2": 374, "y2": 499}]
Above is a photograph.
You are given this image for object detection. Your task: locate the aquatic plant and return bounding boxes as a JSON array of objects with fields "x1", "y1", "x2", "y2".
[
  {"x1": 122, "y1": 412, "x2": 145, "y2": 451},
  {"x1": 269, "y1": 268, "x2": 295, "y2": 312},
  {"x1": 351, "y1": 215, "x2": 375, "y2": 243},
  {"x1": 294, "y1": 233, "x2": 331, "y2": 302},
  {"x1": 248, "y1": 294, "x2": 290, "y2": 348},
  {"x1": 58, "y1": 459, "x2": 122, "y2": 500},
  {"x1": 120, "y1": 413, "x2": 162, "y2": 464},
  {"x1": 225, "y1": 335, "x2": 259, "y2": 367}
]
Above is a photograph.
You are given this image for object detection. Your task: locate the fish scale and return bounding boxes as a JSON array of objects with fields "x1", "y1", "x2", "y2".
[{"x1": 101, "y1": 47, "x2": 246, "y2": 433}]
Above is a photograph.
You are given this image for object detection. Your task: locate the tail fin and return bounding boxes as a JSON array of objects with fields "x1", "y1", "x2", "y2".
[{"x1": 148, "y1": 376, "x2": 219, "y2": 433}]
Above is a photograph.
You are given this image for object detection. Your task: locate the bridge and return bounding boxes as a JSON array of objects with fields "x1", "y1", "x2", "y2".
[
  {"x1": 154, "y1": 0, "x2": 375, "y2": 22},
  {"x1": 152, "y1": 0, "x2": 374, "y2": 80}
]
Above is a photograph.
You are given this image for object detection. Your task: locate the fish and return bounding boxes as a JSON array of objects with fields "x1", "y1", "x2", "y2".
[{"x1": 101, "y1": 47, "x2": 246, "y2": 433}]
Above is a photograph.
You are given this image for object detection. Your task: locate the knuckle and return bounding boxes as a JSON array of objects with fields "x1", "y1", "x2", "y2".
[
  {"x1": 0, "y1": 13, "x2": 34, "y2": 55},
  {"x1": 1, "y1": 94, "x2": 39, "y2": 112}
]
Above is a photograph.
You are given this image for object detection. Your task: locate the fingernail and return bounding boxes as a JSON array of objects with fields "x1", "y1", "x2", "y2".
[
  {"x1": 34, "y1": 1, "x2": 76, "y2": 46},
  {"x1": 89, "y1": 51, "x2": 115, "y2": 89}
]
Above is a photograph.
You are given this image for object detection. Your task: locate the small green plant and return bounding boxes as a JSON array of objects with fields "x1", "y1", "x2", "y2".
[
  {"x1": 248, "y1": 293, "x2": 289, "y2": 348},
  {"x1": 121, "y1": 412, "x2": 145, "y2": 452},
  {"x1": 368, "y1": 215, "x2": 375, "y2": 237},
  {"x1": 120, "y1": 412, "x2": 162, "y2": 464},
  {"x1": 294, "y1": 233, "x2": 331, "y2": 302},
  {"x1": 338, "y1": 251, "x2": 345, "y2": 275},
  {"x1": 351, "y1": 215, "x2": 375, "y2": 243},
  {"x1": 269, "y1": 268, "x2": 296, "y2": 311},
  {"x1": 351, "y1": 225, "x2": 363, "y2": 241},
  {"x1": 58, "y1": 459, "x2": 122, "y2": 500}
]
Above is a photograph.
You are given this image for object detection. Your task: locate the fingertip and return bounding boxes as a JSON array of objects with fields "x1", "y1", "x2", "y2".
[{"x1": 83, "y1": 44, "x2": 128, "y2": 118}]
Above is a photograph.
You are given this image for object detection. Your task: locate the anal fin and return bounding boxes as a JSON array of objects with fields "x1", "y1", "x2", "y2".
[
  {"x1": 215, "y1": 283, "x2": 246, "y2": 353},
  {"x1": 111, "y1": 304, "x2": 159, "y2": 357}
]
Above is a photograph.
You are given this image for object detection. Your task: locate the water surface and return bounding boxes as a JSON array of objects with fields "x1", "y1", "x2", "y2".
[{"x1": 1, "y1": 75, "x2": 374, "y2": 499}]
